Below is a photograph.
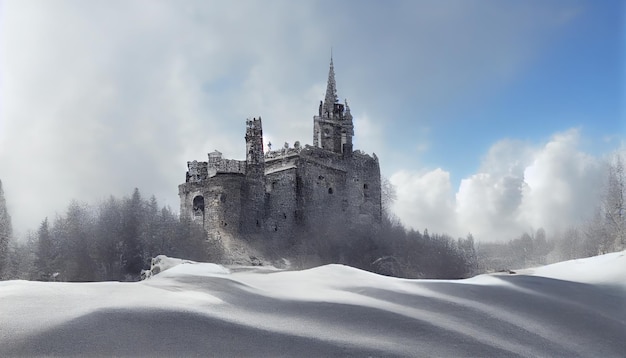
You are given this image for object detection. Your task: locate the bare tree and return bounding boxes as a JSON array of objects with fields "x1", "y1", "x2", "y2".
[{"x1": 381, "y1": 176, "x2": 398, "y2": 221}]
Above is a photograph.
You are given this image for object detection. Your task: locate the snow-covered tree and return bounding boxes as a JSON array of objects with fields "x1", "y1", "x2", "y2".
[
  {"x1": 604, "y1": 154, "x2": 625, "y2": 251},
  {"x1": 34, "y1": 218, "x2": 58, "y2": 280},
  {"x1": 0, "y1": 179, "x2": 13, "y2": 277},
  {"x1": 120, "y1": 188, "x2": 145, "y2": 280}
]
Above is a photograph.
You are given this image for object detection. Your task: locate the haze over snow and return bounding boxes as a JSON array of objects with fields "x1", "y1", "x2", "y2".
[{"x1": 0, "y1": 1, "x2": 623, "y2": 240}]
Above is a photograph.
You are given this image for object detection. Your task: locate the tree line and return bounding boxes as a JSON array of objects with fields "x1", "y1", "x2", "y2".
[
  {"x1": 0, "y1": 185, "x2": 478, "y2": 281},
  {"x1": 0, "y1": 188, "x2": 221, "y2": 281}
]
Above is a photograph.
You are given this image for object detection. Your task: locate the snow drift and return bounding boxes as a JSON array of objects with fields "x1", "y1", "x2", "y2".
[{"x1": 1, "y1": 251, "x2": 625, "y2": 357}]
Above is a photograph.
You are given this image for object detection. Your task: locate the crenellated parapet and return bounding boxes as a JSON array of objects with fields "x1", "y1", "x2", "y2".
[
  {"x1": 186, "y1": 160, "x2": 208, "y2": 184},
  {"x1": 207, "y1": 151, "x2": 246, "y2": 177}
]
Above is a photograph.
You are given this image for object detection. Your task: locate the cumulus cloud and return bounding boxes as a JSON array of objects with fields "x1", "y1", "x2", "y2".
[
  {"x1": 390, "y1": 169, "x2": 456, "y2": 235},
  {"x1": 518, "y1": 130, "x2": 604, "y2": 233},
  {"x1": 392, "y1": 129, "x2": 608, "y2": 241}
]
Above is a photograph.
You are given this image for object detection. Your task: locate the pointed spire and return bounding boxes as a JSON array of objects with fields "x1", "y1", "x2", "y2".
[{"x1": 323, "y1": 54, "x2": 338, "y2": 115}]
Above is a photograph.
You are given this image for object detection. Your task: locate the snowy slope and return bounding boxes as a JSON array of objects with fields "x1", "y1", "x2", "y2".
[
  {"x1": 520, "y1": 250, "x2": 626, "y2": 287},
  {"x1": 1, "y1": 252, "x2": 625, "y2": 357}
]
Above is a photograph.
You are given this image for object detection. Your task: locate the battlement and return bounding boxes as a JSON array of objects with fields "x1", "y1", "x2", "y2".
[
  {"x1": 207, "y1": 154, "x2": 246, "y2": 176},
  {"x1": 186, "y1": 160, "x2": 208, "y2": 184},
  {"x1": 246, "y1": 117, "x2": 263, "y2": 137},
  {"x1": 185, "y1": 152, "x2": 246, "y2": 185}
]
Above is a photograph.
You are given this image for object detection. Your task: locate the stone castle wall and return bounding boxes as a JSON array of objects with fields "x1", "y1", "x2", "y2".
[{"x1": 179, "y1": 147, "x2": 382, "y2": 245}]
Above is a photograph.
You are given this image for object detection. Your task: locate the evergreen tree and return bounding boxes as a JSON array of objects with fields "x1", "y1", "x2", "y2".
[
  {"x1": 0, "y1": 179, "x2": 12, "y2": 278},
  {"x1": 94, "y1": 196, "x2": 124, "y2": 280},
  {"x1": 120, "y1": 188, "x2": 144, "y2": 279},
  {"x1": 34, "y1": 218, "x2": 58, "y2": 280},
  {"x1": 5, "y1": 232, "x2": 36, "y2": 280},
  {"x1": 63, "y1": 201, "x2": 97, "y2": 281}
]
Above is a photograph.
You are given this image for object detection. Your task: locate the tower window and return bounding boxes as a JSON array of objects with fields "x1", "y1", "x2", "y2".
[
  {"x1": 192, "y1": 195, "x2": 205, "y2": 215},
  {"x1": 328, "y1": 187, "x2": 333, "y2": 194},
  {"x1": 364, "y1": 184, "x2": 369, "y2": 190}
]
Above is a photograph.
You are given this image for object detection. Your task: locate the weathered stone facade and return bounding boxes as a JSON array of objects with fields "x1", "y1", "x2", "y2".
[{"x1": 178, "y1": 58, "x2": 381, "y2": 246}]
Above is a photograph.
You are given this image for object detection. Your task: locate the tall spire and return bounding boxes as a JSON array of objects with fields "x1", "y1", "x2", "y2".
[{"x1": 323, "y1": 55, "x2": 338, "y2": 115}]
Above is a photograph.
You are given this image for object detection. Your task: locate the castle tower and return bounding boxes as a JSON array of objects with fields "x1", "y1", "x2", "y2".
[
  {"x1": 244, "y1": 117, "x2": 266, "y2": 232},
  {"x1": 313, "y1": 56, "x2": 354, "y2": 155},
  {"x1": 245, "y1": 117, "x2": 264, "y2": 170}
]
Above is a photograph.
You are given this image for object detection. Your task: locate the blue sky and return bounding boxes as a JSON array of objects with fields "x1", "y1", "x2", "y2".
[
  {"x1": 376, "y1": 0, "x2": 623, "y2": 181},
  {"x1": 0, "y1": 0, "x2": 624, "y2": 240}
]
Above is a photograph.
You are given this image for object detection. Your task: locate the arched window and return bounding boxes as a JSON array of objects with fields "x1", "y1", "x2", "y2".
[{"x1": 192, "y1": 195, "x2": 205, "y2": 215}]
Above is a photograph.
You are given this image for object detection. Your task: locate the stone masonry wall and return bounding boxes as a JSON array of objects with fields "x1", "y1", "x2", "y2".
[
  {"x1": 264, "y1": 168, "x2": 299, "y2": 243},
  {"x1": 202, "y1": 174, "x2": 245, "y2": 245}
]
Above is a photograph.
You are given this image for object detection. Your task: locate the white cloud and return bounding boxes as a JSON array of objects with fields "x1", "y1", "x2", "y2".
[
  {"x1": 518, "y1": 129, "x2": 604, "y2": 233},
  {"x1": 390, "y1": 168, "x2": 456, "y2": 235},
  {"x1": 352, "y1": 113, "x2": 386, "y2": 157},
  {"x1": 391, "y1": 129, "x2": 608, "y2": 241}
]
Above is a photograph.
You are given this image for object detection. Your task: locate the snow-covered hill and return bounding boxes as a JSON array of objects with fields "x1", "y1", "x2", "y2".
[{"x1": 1, "y1": 252, "x2": 625, "y2": 357}]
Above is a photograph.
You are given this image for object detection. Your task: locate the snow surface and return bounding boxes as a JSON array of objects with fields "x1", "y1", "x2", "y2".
[
  {"x1": 1, "y1": 252, "x2": 625, "y2": 357},
  {"x1": 520, "y1": 250, "x2": 626, "y2": 288}
]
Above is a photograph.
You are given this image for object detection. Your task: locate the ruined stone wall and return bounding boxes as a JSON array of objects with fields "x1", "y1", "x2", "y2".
[
  {"x1": 288, "y1": 147, "x2": 381, "y2": 232},
  {"x1": 207, "y1": 158, "x2": 246, "y2": 177},
  {"x1": 178, "y1": 183, "x2": 205, "y2": 222},
  {"x1": 264, "y1": 168, "x2": 299, "y2": 243},
  {"x1": 296, "y1": 155, "x2": 347, "y2": 232},
  {"x1": 345, "y1": 153, "x2": 382, "y2": 226},
  {"x1": 202, "y1": 174, "x2": 245, "y2": 244},
  {"x1": 181, "y1": 144, "x2": 382, "y2": 248},
  {"x1": 187, "y1": 161, "x2": 208, "y2": 184}
]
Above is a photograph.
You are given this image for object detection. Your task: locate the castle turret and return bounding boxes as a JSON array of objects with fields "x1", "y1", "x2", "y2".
[
  {"x1": 313, "y1": 56, "x2": 354, "y2": 155},
  {"x1": 244, "y1": 117, "x2": 266, "y2": 233},
  {"x1": 245, "y1": 117, "x2": 264, "y2": 171}
]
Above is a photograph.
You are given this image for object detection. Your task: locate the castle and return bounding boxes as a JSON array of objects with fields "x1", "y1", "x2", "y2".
[{"x1": 179, "y1": 58, "x2": 381, "y2": 246}]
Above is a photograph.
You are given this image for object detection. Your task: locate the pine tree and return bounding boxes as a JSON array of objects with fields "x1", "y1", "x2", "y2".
[
  {"x1": 34, "y1": 218, "x2": 58, "y2": 281},
  {"x1": 94, "y1": 196, "x2": 124, "y2": 280},
  {"x1": 120, "y1": 188, "x2": 144, "y2": 279},
  {"x1": 62, "y1": 201, "x2": 97, "y2": 281},
  {"x1": 0, "y1": 179, "x2": 13, "y2": 277}
]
